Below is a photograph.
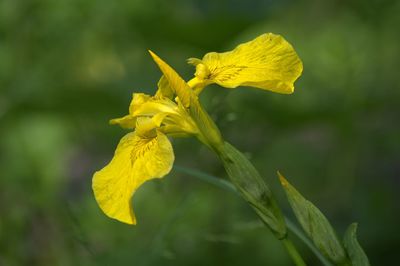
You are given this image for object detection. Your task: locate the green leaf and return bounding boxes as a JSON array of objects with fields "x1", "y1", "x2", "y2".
[
  {"x1": 218, "y1": 142, "x2": 287, "y2": 239},
  {"x1": 278, "y1": 172, "x2": 348, "y2": 264},
  {"x1": 343, "y1": 223, "x2": 370, "y2": 266},
  {"x1": 176, "y1": 166, "x2": 334, "y2": 266},
  {"x1": 174, "y1": 165, "x2": 237, "y2": 193}
]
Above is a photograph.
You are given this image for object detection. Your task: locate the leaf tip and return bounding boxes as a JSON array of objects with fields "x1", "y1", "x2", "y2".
[{"x1": 277, "y1": 171, "x2": 289, "y2": 187}]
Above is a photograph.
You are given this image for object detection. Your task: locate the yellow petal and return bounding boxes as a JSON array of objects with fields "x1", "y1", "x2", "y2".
[
  {"x1": 135, "y1": 116, "x2": 157, "y2": 138},
  {"x1": 110, "y1": 115, "x2": 136, "y2": 129},
  {"x1": 155, "y1": 75, "x2": 174, "y2": 99},
  {"x1": 132, "y1": 98, "x2": 178, "y2": 117},
  {"x1": 152, "y1": 112, "x2": 169, "y2": 127},
  {"x1": 148, "y1": 50, "x2": 193, "y2": 108},
  {"x1": 192, "y1": 33, "x2": 303, "y2": 94},
  {"x1": 129, "y1": 93, "x2": 151, "y2": 115},
  {"x1": 133, "y1": 99, "x2": 198, "y2": 136},
  {"x1": 109, "y1": 93, "x2": 152, "y2": 130},
  {"x1": 92, "y1": 131, "x2": 174, "y2": 224}
]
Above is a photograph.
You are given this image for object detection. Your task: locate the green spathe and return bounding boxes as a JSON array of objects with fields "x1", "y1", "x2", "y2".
[
  {"x1": 217, "y1": 142, "x2": 287, "y2": 239},
  {"x1": 343, "y1": 223, "x2": 370, "y2": 266},
  {"x1": 279, "y1": 172, "x2": 348, "y2": 264}
]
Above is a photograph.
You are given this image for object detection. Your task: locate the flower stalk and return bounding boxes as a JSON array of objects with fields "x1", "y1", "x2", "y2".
[
  {"x1": 215, "y1": 141, "x2": 286, "y2": 238},
  {"x1": 282, "y1": 238, "x2": 308, "y2": 266},
  {"x1": 213, "y1": 141, "x2": 308, "y2": 265},
  {"x1": 91, "y1": 33, "x2": 317, "y2": 264}
]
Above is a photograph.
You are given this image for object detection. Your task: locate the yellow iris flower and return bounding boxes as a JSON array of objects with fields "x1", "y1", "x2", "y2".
[
  {"x1": 92, "y1": 78, "x2": 198, "y2": 224},
  {"x1": 92, "y1": 33, "x2": 302, "y2": 225}
]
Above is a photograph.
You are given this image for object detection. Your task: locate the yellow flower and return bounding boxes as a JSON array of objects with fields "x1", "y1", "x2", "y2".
[
  {"x1": 92, "y1": 77, "x2": 198, "y2": 224},
  {"x1": 92, "y1": 33, "x2": 303, "y2": 225},
  {"x1": 187, "y1": 33, "x2": 303, "y2": 94}
]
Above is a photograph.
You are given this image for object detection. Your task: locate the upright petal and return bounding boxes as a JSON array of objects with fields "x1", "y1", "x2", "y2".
[
  {"x1": 149, "y1": 50, "x2": 193, "y2": 108},
  {"x1": 155, "y1": 75, "x2": 174, "y2": 100},
  {"x1": 109, "y1": 93, "x2": 152, "y2": 129},
  {"x1": 189, "y1": 33, "x2": 303, "y2": 94},
  {"x1": 129, "y1": 93, "x2": 152, "y2": 115},
  {"x1": 92, "y1": 131, "x2": 174, "y2": 224}
]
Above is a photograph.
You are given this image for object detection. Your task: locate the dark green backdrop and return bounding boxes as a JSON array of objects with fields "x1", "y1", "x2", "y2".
[{"x1": 1, "y1": 0, "x2": 399, "y2": 265}]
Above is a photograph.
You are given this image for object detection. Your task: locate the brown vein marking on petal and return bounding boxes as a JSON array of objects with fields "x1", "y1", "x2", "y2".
[
  {"x1": 212, "y1": 65, "x2": 247, "y2": 82},
  {"x1": 130, "y1": 136, "x2": 158, "y2": 163}
]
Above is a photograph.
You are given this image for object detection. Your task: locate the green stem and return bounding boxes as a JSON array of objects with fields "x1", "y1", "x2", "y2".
[
  {"x1": 286, "y1": 219, "x2": 333, "y2": 266},
  {"x1": 216, "y1": 142, "x2": 287, "y2": 239},
  {"x1": 174, "y1": 165, "x2": 332, "y2": 266},
  {"x1": 282, "y1": 238, "x2": 307, "y2": 266}
]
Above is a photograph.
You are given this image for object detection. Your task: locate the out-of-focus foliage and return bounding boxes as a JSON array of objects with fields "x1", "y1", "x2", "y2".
[{"x1": 1, "y1": 0, "x2": 399, "y2": 265}]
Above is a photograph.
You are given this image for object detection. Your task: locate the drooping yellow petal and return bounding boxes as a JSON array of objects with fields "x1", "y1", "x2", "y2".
[
  {"x1": 188, "y1": 33, "x2": 303, "y2": 94},
  {"x1": 92, "y1": 131, "x2": 174, "y2": 224}
]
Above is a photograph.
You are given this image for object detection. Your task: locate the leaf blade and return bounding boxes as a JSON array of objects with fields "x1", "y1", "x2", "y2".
[
  {"x1": 278, "y1": 172, "x2": 348, "y2": 264},
  {"x1": 343, "y1": 223, "x2": 370, "y2": 266}
]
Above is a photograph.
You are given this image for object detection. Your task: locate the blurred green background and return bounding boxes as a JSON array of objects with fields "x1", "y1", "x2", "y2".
[{"x1": 1, "y1": 0, "x2": 399, "y2": 265}]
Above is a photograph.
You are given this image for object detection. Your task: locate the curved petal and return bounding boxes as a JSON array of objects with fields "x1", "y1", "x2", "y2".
[
  {"x1": 155, "y1": 75, "x2": 174, "y2": 99},
  {"x1": 110, "y1": 115, "x2": 136, "y2": 129},
  {"x1": 149, "y1": 50, "x2": 193, "y2": 108},
  {"x1": 129, "y1": 93, "x2": 152, "y2": 115},
  {"x1": 109, "y1": 93, "x2": 152, "y2": 130},
  {"x1": 193, "y1": 33, "x2": 303, "y2": 94},
  {"x1": 92, "y1": 131, "x2": 174, "y2": 224},
  {"x1": 132, "y1": 98, "x2": 179, "y2": 117}
]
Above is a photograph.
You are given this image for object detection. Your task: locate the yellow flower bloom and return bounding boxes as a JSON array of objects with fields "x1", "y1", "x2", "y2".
[
  {"x1": 93, "y1": 79, "x2": 198, "y2": 224},
  {"x1": 92, "y1": 33, "x2": 303, "y2": 225},
  {"x1": 187, "y1": 33, "x2": 303, "y2": 94}
]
